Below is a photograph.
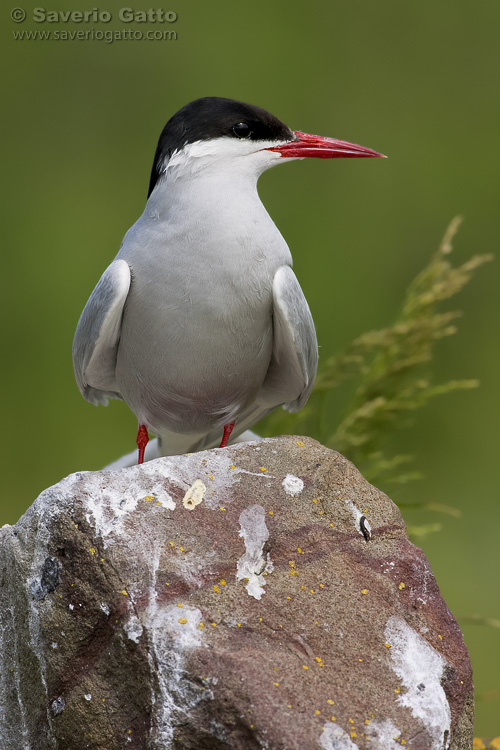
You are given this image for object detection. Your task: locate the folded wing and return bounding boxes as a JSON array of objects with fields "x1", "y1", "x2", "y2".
[
  {"x1": 72, "y1": 259, "x2": 131, "y2": 406},
  {"x1": 261, "y1": 264, "x2": 318, "y2": 412}
]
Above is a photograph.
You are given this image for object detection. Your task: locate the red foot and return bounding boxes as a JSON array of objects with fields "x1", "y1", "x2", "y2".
[
  {"x1": 219, "y1": 421, "x2": 235, "y2": 448},
  {"x1": 136, "y1": 424, "x2": 149, "y2": 464}
]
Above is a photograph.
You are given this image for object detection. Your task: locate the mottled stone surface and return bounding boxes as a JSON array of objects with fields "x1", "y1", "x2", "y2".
[{"x1": 0, "y1": 437, "x2": 473, "y2": 749}]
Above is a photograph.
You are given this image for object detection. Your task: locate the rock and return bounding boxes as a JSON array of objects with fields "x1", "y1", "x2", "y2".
[{"x1": 0, "y1": 437, "x2": 473, "y2": 750}]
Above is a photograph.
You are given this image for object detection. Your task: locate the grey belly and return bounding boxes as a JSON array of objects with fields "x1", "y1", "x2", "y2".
[{"x1": 115, "y1": 275, "x2": 274, "y2": 434}]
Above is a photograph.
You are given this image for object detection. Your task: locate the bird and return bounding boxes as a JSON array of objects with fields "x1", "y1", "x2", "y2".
[{"x1": 73, "y1": 97, "x2": 384, "y2": 466}]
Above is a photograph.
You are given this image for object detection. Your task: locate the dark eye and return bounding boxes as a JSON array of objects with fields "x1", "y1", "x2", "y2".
[{"x1": 232, "y1": 122, "x2": 251, "y2": 139}]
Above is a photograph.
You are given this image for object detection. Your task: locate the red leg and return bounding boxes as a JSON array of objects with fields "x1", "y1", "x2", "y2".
[
  {"x1": 136, "y1": 424, "x2": 149, "y2": 464},
  {"x1": 219, "y1": 421, "x2": 235, "y2": 448}
]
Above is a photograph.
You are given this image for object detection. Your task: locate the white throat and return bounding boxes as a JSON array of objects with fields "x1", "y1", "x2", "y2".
[
  {"x1": 146, "y1": 136, "x2": 295, "y2": 224},
  {"x1": 140, "y1": 137, "x2": 294, "y2": 266}
]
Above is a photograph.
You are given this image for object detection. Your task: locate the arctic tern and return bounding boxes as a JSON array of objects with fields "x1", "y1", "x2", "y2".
[{"x1": 73, "y1": 97, "x2": 384, "y2": 465}]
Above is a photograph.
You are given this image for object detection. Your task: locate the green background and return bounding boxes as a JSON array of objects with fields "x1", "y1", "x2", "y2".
[{"x1": 3, "y1": 0, "x2": 499, "y2": 736}]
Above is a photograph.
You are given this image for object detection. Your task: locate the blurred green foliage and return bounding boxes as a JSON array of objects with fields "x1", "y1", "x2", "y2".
[
  {"x1": 2, "y1": 0, "x2": 499, "y2": 735},
  {"x1": 262, "y1": 217, "x2": 492, "y2": 502}
]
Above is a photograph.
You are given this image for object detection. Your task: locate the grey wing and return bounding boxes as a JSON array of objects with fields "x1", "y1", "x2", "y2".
[
  {"x1": 261, "y1": 265, "x2": 318, "y2": 413},
  {"x1": 72, "y1": 259, "x2": 131, "y2": 406}
]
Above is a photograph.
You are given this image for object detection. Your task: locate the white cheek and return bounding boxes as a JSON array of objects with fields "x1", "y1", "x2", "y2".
[{"x1": 162, "y1": 137, "x2": 295, "y2": 181}]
